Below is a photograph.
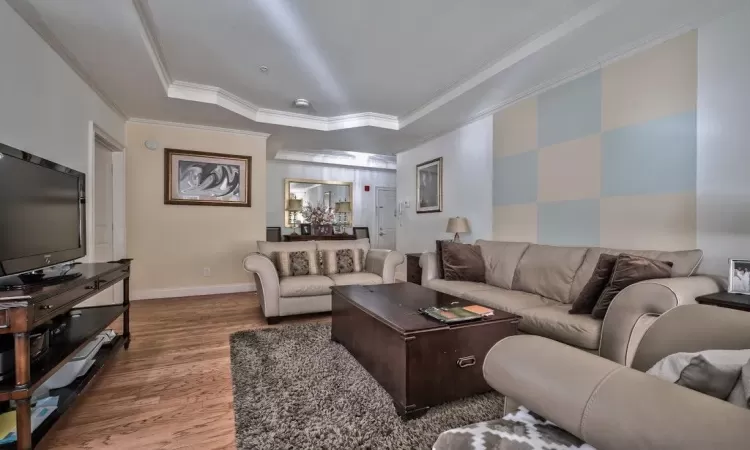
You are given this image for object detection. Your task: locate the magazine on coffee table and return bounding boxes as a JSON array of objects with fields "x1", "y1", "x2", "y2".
[{"x1": 420, "y1": 306, "x2": 485, "y2": 324}]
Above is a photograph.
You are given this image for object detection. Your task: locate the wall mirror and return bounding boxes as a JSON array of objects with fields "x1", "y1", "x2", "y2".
[{"x1": 284, "y1": 178, "x2": 353, "y2": 228}]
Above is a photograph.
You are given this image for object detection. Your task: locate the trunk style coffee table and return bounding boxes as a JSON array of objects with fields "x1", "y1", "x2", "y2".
[{"x1": 331, "y1": 283, "x2": 519, "y2": 417}]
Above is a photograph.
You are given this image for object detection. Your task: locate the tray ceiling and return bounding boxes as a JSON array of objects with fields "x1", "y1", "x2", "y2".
[{"x1": 12, "y1": 0, "x2": 749, "y2": 155}]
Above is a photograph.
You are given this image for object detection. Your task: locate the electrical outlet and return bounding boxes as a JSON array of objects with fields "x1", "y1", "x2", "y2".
[{"x1": 203, "y1": 267, "x2": 211, "y2": 277}]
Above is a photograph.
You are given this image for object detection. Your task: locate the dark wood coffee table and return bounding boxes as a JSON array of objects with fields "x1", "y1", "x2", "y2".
[{"x1": 331, "y1": 283, "x2": 519, "y2": 417}]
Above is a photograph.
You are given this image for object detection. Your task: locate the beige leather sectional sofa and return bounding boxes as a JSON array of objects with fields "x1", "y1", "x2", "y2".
[
  {"x1": 483, "y1": 305, "x2": 750, "y2": 449},
  {"x1": 244, "y1": 239, "x2": 404, "y2": 323},
  {"x1": 421, "y1": 240, "x2": 721, "y2": 365}
]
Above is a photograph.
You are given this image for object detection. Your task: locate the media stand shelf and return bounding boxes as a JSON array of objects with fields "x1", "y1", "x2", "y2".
[{"x1": 0, "y1": 261, "x2": 132, "y2": 450}]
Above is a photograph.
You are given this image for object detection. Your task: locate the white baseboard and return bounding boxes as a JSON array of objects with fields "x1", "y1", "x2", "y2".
[{"x1": 132, "y1": 282, "x2": 256, "y2": 301}]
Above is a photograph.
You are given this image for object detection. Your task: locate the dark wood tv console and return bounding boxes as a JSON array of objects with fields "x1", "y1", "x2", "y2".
[{"x1": 0, "y1": 260, "x2": 132, "y2": 450}]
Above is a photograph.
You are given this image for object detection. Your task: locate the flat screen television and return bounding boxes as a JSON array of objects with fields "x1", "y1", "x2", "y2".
[{"x1": 0, "y1": 143, "x2": 86, "y2": 289}]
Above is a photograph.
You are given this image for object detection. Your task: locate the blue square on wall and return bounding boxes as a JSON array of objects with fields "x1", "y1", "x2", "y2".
[
  {"x1": 538, "y1": 199, "x2": 600, "y2": 246},
  {"x1": 602, "y1": 111, "x2": 697, "y2": 197},
  {"x1": 538, "y1": 71, "x2": 602, "y2": 147},
  {"x1": 493, "y1": 151, "x2": 538, "y2": 206}
]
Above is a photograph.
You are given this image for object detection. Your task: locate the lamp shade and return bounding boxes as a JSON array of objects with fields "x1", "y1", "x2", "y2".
[
  {"x1": 287, "y1": 198, "x2": 303, "y2": 212},
  {"x1": 446, "y1": 217, "x2": 469, "y2": 233},
  {"x1": 335, "y1": 201, "x2": 352, "y2": 213}
]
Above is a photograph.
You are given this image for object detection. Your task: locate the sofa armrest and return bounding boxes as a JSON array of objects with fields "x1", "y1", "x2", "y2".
[
  {"x1": 365, "y1": 250, "x2": 404, "y2": 283},
  {"x1": 599, "y1": 276, "x2": 720, "y2": 366},
  {"x1": 419, "y1": 252, "x2": 439, "y2": 285},
  {"x1": 243, "y1": 253, "x2": 280, "y2": 318},
  {"x1": 631, "y1": 303, "x2": 750, "y2": 372},
  {"x1": 484, "y1": 335, "x2": 750, "y2": 450}
]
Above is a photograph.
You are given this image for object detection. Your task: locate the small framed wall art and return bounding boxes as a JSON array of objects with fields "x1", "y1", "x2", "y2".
[
  {"x1": 416, "y1": 157, "x2": 443, "y2": 213},
  {"x1": 164, "y1": 148, "x2": 251, "y2": 207}
]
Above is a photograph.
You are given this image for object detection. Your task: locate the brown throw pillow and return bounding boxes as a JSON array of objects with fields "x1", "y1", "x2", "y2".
[
  {"x1": 677, "y1": 355, "x2": 741, "y2": 400},
  {"x1": 441, "y1": 242, "x2": 485, "y2": 283},
  {"x1": 591, "y1": 254, "x2": 673, "y2": 319},
  {"x1": 569, "y1": 253, "x2": 618, "y2": 315}
]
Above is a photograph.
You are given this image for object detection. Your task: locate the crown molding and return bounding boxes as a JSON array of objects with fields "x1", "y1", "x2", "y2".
[
  {"x1": 127, "y1": 117, "x2": 271, "y2": 138},
  {"x1": 7, "y1": 0, "x2": 128, "y2": 121},
  {"x1": 133, "y1": 0, "x2": 172, "y2": 91}
]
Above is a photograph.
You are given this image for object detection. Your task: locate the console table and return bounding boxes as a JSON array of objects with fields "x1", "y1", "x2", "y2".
[
  {"x1": 283, "y1": 234, "x2": 356, "y2": 242},
  {"x1": 0, "y1": 260, "x2": 131, "y2": 450}
]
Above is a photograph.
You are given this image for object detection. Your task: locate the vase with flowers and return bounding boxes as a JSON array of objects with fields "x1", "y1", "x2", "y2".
[{"x1": 301, "y1": 202, "x2": 335, "y2": 235}]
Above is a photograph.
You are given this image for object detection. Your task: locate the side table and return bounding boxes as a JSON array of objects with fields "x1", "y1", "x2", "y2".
[
  {"x1": 406, "y1": 253, "x2": 423, "y2": 285},
  {"x1": 696, "y1": 292, "x2": 750, "y2": 312}
]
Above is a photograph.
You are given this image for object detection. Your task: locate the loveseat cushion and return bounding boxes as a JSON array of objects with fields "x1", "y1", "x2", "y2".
[
  {"x1": 519, "y1": 304, "x2": 602, "y2": 350},
  {"x1": 568, "y1": 247, "x2": 703, "y2": 302},
  {"x1": 328, "y1": 272, "x2": 383, "y2": 286},
  {"x1": 475, "y1": 240, "x2": 530, "y2": 289},
  {"x1": 279, "y1": 275, "x2": 333, "y2": 297},
  {"x1": 258, "y1": 241, "x2": 317, "y2": 258},
  {"x1": 316, "y1": 238, "x2": 370, "y2": 260},
  {"x1": 512, "y1": 244, "x2": 588, "y2": 303},
  {"x1": 463, "y1": 288, "x2": 555, "y2": 314},
  {"x1": 425, "y1": 279, "x2": 494, "y2": 298}
]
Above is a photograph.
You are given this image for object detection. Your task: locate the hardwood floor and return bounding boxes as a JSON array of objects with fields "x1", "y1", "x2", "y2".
[{"x1": 40, "y1": 293, "x2": 328, "y2": 450}]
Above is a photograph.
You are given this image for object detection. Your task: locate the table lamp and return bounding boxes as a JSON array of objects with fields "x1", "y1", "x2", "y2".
[
  {"x1": 446, "y1": 217, "x2": 469, "y2": 242},
  {"x1": 287, "y1": 198, "x2": 303, "y2": 235},
  {"x1": 335, "y1": 201, "x2": 352, "y2": 233}
]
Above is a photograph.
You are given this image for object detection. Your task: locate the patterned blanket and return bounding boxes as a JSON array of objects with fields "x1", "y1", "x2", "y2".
[{"x1": 433, "y1": 407, "x2": 596, "y2": 450}]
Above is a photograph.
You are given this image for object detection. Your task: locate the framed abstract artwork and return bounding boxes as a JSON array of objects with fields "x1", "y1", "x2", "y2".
[
  {"x1": 416, "y1": 157, "x2": 442, "y2": 213},
  {"x1": 164, "y1": 148, "x2": 251, "y2": 207}
]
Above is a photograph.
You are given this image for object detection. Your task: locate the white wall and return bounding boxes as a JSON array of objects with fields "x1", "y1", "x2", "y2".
[
  {"x1": 697, "y1": 6, "x2": 750, "y2": 277},
  {"x1": 396, "y1": 116, "x2": 493, "y2": 256},
  {"x1": 0, "y1": 1, "x2": 125, "y2": 172},
  {"x1": 267, "y1": 161, "x2": 396, "y2": 241}
]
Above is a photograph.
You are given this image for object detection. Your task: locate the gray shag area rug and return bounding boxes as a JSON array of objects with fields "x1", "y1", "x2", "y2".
[{"x1": 230, "y1": 322, "x2": 504, "y2": 450}]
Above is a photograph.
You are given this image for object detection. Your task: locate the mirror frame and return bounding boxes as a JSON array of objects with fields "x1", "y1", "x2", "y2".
[{"x1": 284, "y1": 178, "x2": 354, "y2": 227}]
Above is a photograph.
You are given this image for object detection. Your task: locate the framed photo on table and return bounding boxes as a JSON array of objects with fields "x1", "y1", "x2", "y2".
[
  {"x1": 729, "y1": 259, "x2": 750, "y2": 295},
  {"x1": 164, "y1": 148, "x2": 251, "y2": 207},
  {"x1": 416, "y1": 157, "x2": 442, "y2": 214}
]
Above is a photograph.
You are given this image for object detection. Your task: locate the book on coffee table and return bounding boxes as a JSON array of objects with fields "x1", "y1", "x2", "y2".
[{"x1": 420, "y1": 306, "x2": 484, "y2": 323}]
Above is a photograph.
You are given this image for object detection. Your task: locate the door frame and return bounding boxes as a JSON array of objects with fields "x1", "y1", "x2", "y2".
[
  {"x1": 86, "y1": 121, "x2": 126, "y2": 263},
  {"x1": 375, "y1": 187, "x2": 396, "y2": 249}
]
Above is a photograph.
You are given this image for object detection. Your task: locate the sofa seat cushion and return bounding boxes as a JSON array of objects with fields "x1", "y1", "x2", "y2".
[
  {"x1": 328, "y1": 272, "x2": 383, "y2": 286},
  {"x1": 519, "y1": 304, "x2": 602, "y2": 350},
  {"x1": 463, "y1": 288, "x2": 555, "y2": 314},
  {"x1": 279, "y1": 275, "x2": 333, "y2": 297},
  {"x1": 425, "y1": 279, "x2": 494, "y2": 298}
]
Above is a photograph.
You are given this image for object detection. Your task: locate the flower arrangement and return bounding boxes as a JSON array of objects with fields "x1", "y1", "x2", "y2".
[{"x1": 300, "y1": 202, "x2": 335, "y2": 225}]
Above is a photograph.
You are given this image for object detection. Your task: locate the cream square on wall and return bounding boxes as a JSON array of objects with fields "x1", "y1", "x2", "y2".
[
  {"x1": 538, "y1": 134, "x2": 601, "y2": 202},
  {"x1": 493, "y1": 204, "x2": 537, "y2": 243},
  {"x1": 602, "y1": 31, "x2": 697, "y2": 131},
  {"x1": 493, "y1": 97, "x2": 537, "y2": 157},
  {"x1": 600, "y1": 192, "x2": 696, "y2": 251}
]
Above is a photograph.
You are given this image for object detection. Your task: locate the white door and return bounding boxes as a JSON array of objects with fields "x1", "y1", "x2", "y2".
[
  {"x1": 81, "y1": 142, "x2": 117, "y2": 306},
  {"x1": 376, "y1": 188, "x2": 397, "y2": 250}
]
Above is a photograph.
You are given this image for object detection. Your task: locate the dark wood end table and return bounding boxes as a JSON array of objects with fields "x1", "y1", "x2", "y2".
[
  {"x1": 697, "y1": 292, "x2": 750, "y2": 312},
  {"x1": 330, "y1": 283, "x2": 519, "y2": 418},
  {"x1": 405, "y1": 253, "x2": 422, "y2": 285}
]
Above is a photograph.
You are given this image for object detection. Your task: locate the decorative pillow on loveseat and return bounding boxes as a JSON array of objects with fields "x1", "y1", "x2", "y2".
[
  {"x1": 441, "y1": 242, "x2": 486, "y2": 283},
  {"x1": 320, "y1": 249, "x2": 364, "y2": 275},
  {"x1": 591, "y1": 253, "x2": 673, "y2": 319},
  {"x1": 276, "y1": 250, "x2": 320, "y2": 277}
]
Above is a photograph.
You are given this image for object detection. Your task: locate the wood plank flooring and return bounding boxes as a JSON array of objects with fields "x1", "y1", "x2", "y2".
[{"x1": 39, "y1": 293, "x2": 328, "y2": 450}]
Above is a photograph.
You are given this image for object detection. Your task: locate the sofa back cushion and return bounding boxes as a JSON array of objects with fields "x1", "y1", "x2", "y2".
[
  {"x1": 568, "y1": 247, "x2": 703, "y2": 302},
  {"x1": 316, "y1": 238, "x2": 370, "y2": 254},
  {"x1": 257, "y1": 241, "x2": 317, "y2": 258},
  {"x1": 511, "y1": 244, "x2": 588, "y2": 303},
  {"x1": 475, "y1": 240, "x2": 530, "y2": 289}
]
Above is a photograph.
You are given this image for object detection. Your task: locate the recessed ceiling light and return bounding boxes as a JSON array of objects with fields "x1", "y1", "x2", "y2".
[
  {"x1": 293, "y1": 98, "x2": 311, "y2": 108},
  {"x1": 259, "y1": 65, "x2": 268, "y2": 73}
]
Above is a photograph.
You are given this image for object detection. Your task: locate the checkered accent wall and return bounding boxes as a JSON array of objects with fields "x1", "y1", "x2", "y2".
[{"x1": 492, "y1": 32, "x2": 698, "y2": 250}]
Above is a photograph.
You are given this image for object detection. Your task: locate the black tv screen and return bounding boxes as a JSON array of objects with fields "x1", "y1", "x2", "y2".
[{"x1": 0, "y1": 143, "x2": 86, "y2": 277}]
